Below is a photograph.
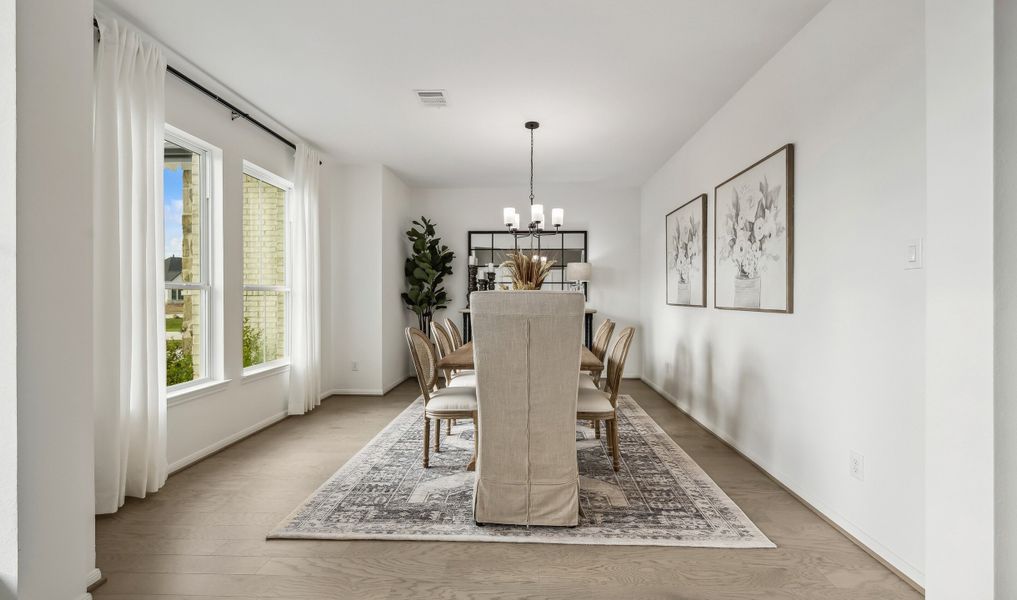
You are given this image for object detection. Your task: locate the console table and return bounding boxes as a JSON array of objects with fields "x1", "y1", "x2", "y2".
[{"x1": 459, "y1": 307, "x2": 598, "y2": 348}]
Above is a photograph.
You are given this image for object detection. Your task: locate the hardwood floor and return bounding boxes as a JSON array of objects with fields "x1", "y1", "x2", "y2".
[{"x1": 94, "y1": 380, "x2": 921, "y2": 599}]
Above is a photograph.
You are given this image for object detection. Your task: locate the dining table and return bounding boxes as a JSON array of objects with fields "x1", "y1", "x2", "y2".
[
  {"x1": 436, "y1": 341, "x2": 604, "y2": 372},
  {"x1": 435, "y1": 341, "x2": 603, "y2": 471}
]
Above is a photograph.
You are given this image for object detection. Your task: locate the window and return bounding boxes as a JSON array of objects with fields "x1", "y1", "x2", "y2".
[
  {"x1": 242, "y1": 162, "x2": 291, "y2": 371},
  {"x1": 163, "y1": 129, "x2": 213, "y2": 389}
]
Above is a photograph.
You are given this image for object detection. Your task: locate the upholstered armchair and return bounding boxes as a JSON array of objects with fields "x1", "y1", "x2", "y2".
[{"x1": 470, "y1": 291, "x2": 584, "y2": 527}]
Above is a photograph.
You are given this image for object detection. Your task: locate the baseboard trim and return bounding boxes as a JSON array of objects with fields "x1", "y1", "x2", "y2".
[
  {"x1": 322, "y1": 376, "x2": 411, "y2": 398},
  {"x1": 86, "y1": 567, "x2": 105, "y2": 593},
  {"x1": 639, "y1": 377, "x2": 925, "y2": 596},
  {"x1": 321, "y1": 387, "x2": 385, "y2": 396},
  {"x1": 168, "y1": 410, "x2": 289, "y2": 474}
]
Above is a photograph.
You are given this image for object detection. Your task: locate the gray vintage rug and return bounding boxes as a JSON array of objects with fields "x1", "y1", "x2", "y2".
[{"x1": 270, "y1": 396, "x2": 774, "y2": 548}]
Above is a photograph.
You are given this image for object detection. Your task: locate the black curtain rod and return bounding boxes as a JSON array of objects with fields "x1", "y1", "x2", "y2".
[{"x1": 94, "y1": 17, "x2": 322, "y2": 164}]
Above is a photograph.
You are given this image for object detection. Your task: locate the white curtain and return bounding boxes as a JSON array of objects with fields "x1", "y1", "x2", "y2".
[
  {"x1": 289, "y1": 144, "x2": 323, "y2": 415},
  {"x1": 93, "y1": 16, "x2": 168, "y2": 514}
]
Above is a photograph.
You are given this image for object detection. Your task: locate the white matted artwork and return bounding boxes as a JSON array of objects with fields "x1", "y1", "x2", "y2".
[
  {"x1": 665, "y1": 194, "x2": 707, "y2": 307},
  {"x1": 714, "y1": 144, "x2": 794, "y2": 313}
]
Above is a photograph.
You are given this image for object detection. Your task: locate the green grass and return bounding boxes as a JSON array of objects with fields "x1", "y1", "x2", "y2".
[{"x1": 165, "y1": 317, "x2": 183, "y2": 332}]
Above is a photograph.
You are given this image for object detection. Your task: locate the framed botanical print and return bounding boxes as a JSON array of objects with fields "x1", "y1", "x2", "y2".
[
  {"x1": 714, "y1": 144, "x2": 794, "y2": 313},
  {"x1": 665, "y1": 194, "x2": 707, "y2": 307}
]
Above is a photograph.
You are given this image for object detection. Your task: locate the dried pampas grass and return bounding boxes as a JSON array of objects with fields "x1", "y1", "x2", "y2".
[{"x1": 501, "y1": 252, "x2": 555, "y2": 290}]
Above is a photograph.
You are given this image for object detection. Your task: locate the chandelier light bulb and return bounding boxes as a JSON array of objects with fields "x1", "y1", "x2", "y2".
[{"x1": 531, "y1": 203, "x2": 544, "y2": 225}]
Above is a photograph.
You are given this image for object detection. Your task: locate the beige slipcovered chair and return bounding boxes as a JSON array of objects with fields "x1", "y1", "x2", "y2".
[
  {"x1": 471, "y1": 291, "x2": 585, "y2": 527},
  {"x1": 405, "y1": 327, "x2": 478, "y2": 467},
  {"x1": 577, "y1": 327, "x2": 635, "y2": 472}
]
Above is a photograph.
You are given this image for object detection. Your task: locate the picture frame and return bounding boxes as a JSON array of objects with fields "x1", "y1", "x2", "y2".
[
  {"x1": 714, "y1": 144, "x2": 794, "y2": 313},
  {"x1": 665, "y1": 194, "x2": 707, "y2": 307}
]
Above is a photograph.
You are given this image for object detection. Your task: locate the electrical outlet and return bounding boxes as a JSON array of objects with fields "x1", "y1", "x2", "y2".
[
  {"x1": 352, "y1": 361, "x2": 359, "y2": 372},
  {"x1": 849, "y1": 451, "x2": 865, "y2": 481}
]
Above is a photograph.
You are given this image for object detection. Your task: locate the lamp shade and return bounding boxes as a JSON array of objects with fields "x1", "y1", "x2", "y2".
[{"x1": 566, "y1": 262, "x2": 592, "y2": 282}]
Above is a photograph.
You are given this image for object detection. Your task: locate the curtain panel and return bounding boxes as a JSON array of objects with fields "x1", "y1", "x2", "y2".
[
  {"x1": 93, "y1": 16, "x2": 168, "y2": 514},
  {"x1": 288, "y1": 144, "x2": 323, "y2": 415}
]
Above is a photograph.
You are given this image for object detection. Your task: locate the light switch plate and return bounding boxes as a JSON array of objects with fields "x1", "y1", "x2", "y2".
[{"x1": 904, "y1": 238, "x2": 924, "y2": 270}]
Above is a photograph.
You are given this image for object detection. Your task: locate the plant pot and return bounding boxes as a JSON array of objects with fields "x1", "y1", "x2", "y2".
[
  {"x1": 733, "y1": 276, "x2": 761, "y2": 309},
  {"x1": 673, "y1": 280, "x2": 691, "y2": 304}
]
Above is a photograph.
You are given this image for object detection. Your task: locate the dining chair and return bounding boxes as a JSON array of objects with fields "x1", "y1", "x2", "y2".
[
  {"x1": 405, "y1": 327, "x2": 478, "y2": 467},
  {"x1": 580, "y1": 319, "x2": 614, "y2": 439},
  {"x1": 471, "y1": 291, "x2": 584, "y2": 527},
  {"x1": 432, "y1": 321, "x2": 476, "y2": 387},
  {"x1": 445, "y1": 318, "x2": 465, "y2": 349},
  {"x1": 585, "y1": 319, "x2": 615, "y2": 387},
  {"x1": 577, "y1": 326, "x2": 635, "y2": 472}
]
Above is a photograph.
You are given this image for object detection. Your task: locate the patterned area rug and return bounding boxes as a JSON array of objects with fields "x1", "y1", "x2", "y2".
[{"x1": 270, "y1": 396, "x2": 774, "y2": 548}]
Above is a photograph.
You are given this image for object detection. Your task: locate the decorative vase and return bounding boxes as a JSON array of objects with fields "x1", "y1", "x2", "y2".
[
  {"x1": 733, "y1": 276, "x2": 761, "y2": 309},
  {"x1": 673, "y1": 280, "x2": 691, "y2": 304},
  {"x1": 467, "y1": 265, "x2": 478, "y2": 307}
]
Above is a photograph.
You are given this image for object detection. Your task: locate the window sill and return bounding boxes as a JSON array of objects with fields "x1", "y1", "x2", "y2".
[
  {"x1": 242, "y1": 361, "x2": 290, "y2": 384},
  {"x1": 167, "y1": 378, "x2": 232, "y2": 407}
]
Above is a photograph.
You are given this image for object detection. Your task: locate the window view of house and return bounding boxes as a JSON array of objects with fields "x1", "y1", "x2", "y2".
[
  {"x1": 242, "y1": 170, "x2": 289, "y2": 369},
  {"x1": 164, "y1": 139, "x2": 205, "y2": 386}
]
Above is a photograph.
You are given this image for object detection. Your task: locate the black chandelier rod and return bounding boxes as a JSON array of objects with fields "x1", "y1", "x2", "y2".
[
  {"x1": 529, "y1": 125, "x2": 535, "y2": 206},
  {"x1": 93, "y1": 17, "x2": 321, "y2": 164}
]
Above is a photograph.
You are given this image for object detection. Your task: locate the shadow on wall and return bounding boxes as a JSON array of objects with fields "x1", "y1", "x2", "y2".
[
  {"x1": 729, "y1": 350, "x2": 773, "y2": 462},
  {"x1": 665, "y1": 337, "x2": 773, "y2": 464},
  {"x1": 0, "y1": 582, "x2": 13, "y2": 600}
]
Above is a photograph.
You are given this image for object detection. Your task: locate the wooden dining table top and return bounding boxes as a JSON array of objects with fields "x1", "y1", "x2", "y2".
[{"x1": 436, "y1": 341, "x2": 603, "y2": 371}]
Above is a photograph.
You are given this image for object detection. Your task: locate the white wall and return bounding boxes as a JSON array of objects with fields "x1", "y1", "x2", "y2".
[
  {"x1": 381, "y1": 168, "x2": 413, "y2": 389},
  {"x1": 639, "y1": 0, "x2": 925, "y2": 584},
  {"x1": 925, "y1": 1, "x2": 996, "y2": 598},
  {"x1": 0, "y1": 0, "x2": 15, "y2": 595},
  {"x1": 323, "y1": 164, "x2": 385, "y2": 393},
  {"x1": 16, "y1": 0, "x2": 96, "y2": 598},
  {"x1": 412, "y1": 184, "x2": 642, "y2": 376},
  {"x1": 996, "y1": 3, "x2": 1017, "y2": 596},
  {"x1": 163, "y1": 75, "x2": 296, "y2": 469}
]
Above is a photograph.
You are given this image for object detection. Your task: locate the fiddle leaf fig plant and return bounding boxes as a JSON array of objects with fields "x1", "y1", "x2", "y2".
[{"x1": 401, "y1": 217, "x2": 455, "y2": 333}]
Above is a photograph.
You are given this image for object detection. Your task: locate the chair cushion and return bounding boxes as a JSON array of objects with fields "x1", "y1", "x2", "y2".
[
  {"x1": 579, "y1": 374, "x2": 599, "y2": 390},
  {"x1": 577, "y1": 388, "x2": 614, "y2": 415},
  {"x1": 426, "y1": 386, "x2": 477, "y2": 413},
  {"x1": 449, "y1": 373, "x2": 476, "y2": 387}
]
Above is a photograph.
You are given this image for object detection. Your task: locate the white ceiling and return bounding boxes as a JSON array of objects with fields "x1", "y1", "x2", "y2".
[{"x1": 103, "y1": 0, "x2": 829, "y2": 188}]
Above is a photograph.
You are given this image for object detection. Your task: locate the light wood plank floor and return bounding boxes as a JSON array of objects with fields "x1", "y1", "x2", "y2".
[{"x1": 94, "y1": 380, "x2": 921, "y2": 600}]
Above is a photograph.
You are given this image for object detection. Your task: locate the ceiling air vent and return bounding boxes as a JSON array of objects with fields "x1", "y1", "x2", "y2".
[{"x1": 415, "y1": 89, "x2": 447, "y2": 106}]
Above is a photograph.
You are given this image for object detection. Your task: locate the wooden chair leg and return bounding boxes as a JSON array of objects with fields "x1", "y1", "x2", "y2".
[
  {"x1": 447, "y1": 419, "x2": 453, "y2": 435},
  {"x1": 434, "y1": 419, "x2": 441, "y2": 452},
  {"x1": 594, "y1": 419, "x2": 601, "y2": 439},
  {"x1": 423, "y1": 417, "x2": 431, "y2": 468},
  {"x1": 609, "y1": 419, "x2": 621, "y2": 472}
]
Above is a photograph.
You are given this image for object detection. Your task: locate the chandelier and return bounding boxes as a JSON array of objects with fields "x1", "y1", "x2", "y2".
[{"x1": 502, "y1": 121, "x2": 563, "y2": 238}]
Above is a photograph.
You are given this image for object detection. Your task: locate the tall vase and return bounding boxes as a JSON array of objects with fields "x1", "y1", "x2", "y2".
[
  {"x1": 467, "y1": 265, "x2": 478, "y2": 307},
  {"x1": 674, "y1": 280, "x2": 691, "y2": 304},
  {"x1": 733, "y1": 276, "x2": 761, "y2": 309}
]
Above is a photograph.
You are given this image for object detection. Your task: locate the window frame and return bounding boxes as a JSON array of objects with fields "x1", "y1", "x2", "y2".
[
  {"x1": 241, "y1": 161, "x2": 293, "y2": 376},
  {"x1": 164, "y1": 125, "x2": 224, "y2": 399}
]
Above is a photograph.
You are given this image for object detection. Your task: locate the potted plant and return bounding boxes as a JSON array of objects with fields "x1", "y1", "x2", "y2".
[{"x1": 401, "y1": 217, "x2": 455, "y2": 333}]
